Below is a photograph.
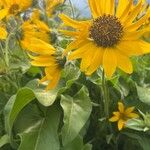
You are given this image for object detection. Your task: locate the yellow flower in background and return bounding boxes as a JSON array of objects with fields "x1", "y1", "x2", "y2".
[
  {"x1": 109, "y1": 102, "x2": 139, "y2": 131},
  {"x1": 21, "y1": 38, "x2": 65, "y2": 90},
  {"x1": 60, "y1": 0, "x2": 150, "y2": 77},
  {"x1": 45, "y1": 0, "x2": 64, "y2": 17},
  {"x1": 20, "y1": 15, "x2": 51, "y2": 43},
  {"x1": 0, "y1": 0, "x2": 32, "y2": 19}
]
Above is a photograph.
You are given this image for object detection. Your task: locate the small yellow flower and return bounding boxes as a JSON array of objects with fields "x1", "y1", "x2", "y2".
[
  {"x1": 109, "y1": 102, "x2": 139, "y2": 131},
  {"x1": 0, "y1": 0, "x2": 32, "y2": 19}
]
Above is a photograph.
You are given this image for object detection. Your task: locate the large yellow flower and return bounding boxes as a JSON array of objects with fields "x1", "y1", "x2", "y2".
[
  {"x1": 45, "y1": 0, "x2": 64, "y2": 17},
  {"x1": 21, "y1": 38, "x2": 64, "y2": 90},
  {"x1": 60, "y1": 0, "x2": 150, "y2": 77},
  {"x1": 0, "y1": 0, "x2": 32, "y2": 19},
  {"x1": 109, "y1": 102, "x2": 139, "y2": 130}
]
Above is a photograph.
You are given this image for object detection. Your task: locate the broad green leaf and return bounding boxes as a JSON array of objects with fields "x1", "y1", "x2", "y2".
[
  {"x1": 62, "y1": 135, "x2": 92, "y2": 150},
  {"x1": 123, "y1": 132, "x2": 150, "y2": 150},
  {"x1": 18, "y1": 105, "x2": 61, "y2": 150},
  {"x1": 60, "y1": 86, "x2": 92, "y2": 146},
  {"x1": 34, "y1": 89, "x2": 58, "y2": 106},
  {"x1": 4, "y1": 88, "x2": 35, "y2": 136},
  {"x1": 4, "y1": 86, "x2": 59, "y2": 138},
  {"x1": 26, "y1": 80, "x2": 59, "y2": 106},
  {"x1": 136, "y1": 85, "x2": 150, "y2": 105},
  {"x1": 0, "y1": 134, "x2": 9, "y2": 148},
  {"x1": 59, "y1": 64, "x2": 81, "y2": 93}
]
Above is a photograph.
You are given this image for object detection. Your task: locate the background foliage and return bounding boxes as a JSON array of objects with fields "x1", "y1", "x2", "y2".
[{"x1": 0, "y1": 0, "x2": 150, "y2": 150}]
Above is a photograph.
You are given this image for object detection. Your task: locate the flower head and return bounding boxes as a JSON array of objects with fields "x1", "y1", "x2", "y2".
[
  {"x1": 60, "y1": 0, "x2": 150, "y2": 77},
  {"x1": 20, "y1": 13, "x2": 51, "y2": 43},
  {"x1": 109, "y1": 102, "x2": 139, "y2": 130},
  {"x1": 22, "y1": 37, "x2": 65, "y2": 90},
  {"x1": 0, "y1": 0, "x2": 32, "y2": 19}
]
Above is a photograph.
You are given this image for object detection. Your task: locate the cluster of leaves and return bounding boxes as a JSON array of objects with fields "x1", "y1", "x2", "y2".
[{"x1": 1, "y1": 0, "x2": 150, "y2": 150}]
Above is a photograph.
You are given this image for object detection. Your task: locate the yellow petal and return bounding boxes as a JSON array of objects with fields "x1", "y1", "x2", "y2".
[
  {"x1": 105, "y1": 0, "x2": 115, "y2": 15},
  {"x1": 63, "y1": 39, "x2": 89, "y2": 56},
  {"x1": 125, "y1": 107, "x2": 135, "y2": 115},
  {"x1": 118, "y1": 119, "x2": 125, "y2": 130},
  {"x1": 46, "y1": 69, "x2": 61, "y2": 90},
  {"x1": 0, "y1": 8, "x2": 8, "y2": 20},
  {"x1": 88, "y1": 0, "x2": 101, "y2": 18},
  {"x1": 116, "y1": 51, "x2": 133, "y2": 74},
  {"x1": 125, "y1": 7, "x2": 150, "y2": 31},
  {"x1": 59, "y1": 14, "x2": 86, "y2": 29},
  {"x1": 109, "y1": 116, "x2": 119, "y2": 122},
  {"x1": 0, "y1": 27, "x2": 7, "y2": 39},
  {"x1": 117, "y1": 41, "x2": 143, "y2": 56},
  {"x1": 126, "y1": 113, "x2": 139, "y2": 118},
  {"x1": 68, "y1": 41, "x2": 92, "y2": 60},
  {"x1": 123, "y1": 1, "x2": 142, "y2": 27},
  {"x1": 116, "y1": 0, "x2": 129, "y2": 18},
  {"x1": 118, "y1": 102, "x2": 124, "y2": 113},
  {"x1": 21, "y1": 38, "x2": 55, "y2": 55},
  {"x1": 80, "y1": 47, "x2": 96, "y2": 72},
  {"x1": 119, "y1": 0, "x2": 133, "y2": 22},
  {"x1": 139, "y1": 40, "x2": 150, "y2": 54},
  {"x1": 102, "y1": 48, "x2": 117, "y2": 78},
  {"x1": 86, "y1": 47, "x2": 103, "y2": 75}
]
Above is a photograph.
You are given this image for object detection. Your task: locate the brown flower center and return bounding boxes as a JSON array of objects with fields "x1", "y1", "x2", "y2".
[
  {"x1": 9, "y1": 4, "x2": 20, "y2": 15},
  {"x1": 89, "y1": 14, "x2": 123, "y2": 48}
]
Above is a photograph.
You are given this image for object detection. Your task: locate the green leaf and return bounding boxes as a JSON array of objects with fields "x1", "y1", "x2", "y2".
[
  {"x1": 60, "y1": 86, "x2": 92, "y2": 146},
  {"x1": 123, "y1": 132, "x2": 150, "y2": 150},
  {"x1": 4, "y1": 85, "x2": 59, "y2": 148},
  {"x1": 126, "y1": 118, "x2": 148, "y2": 132},
  {"x1": 59, "y1": 64, "x2": 81, "y2": 93},
  {"x1": 4, "y1": 88, "x2": 35, "y2": 136},
  {"x1": 62, "y1": 135, "x2": 92, "y2": 150},
  {"x1": 136, "y1": 85, "x2": 150, "y2": 105},
  {"x1": 26, "y1": 80, "x2": 59, "y2": 107},
  {"x1": 0, "y1": 134, "x2": 9, "y2": 148},
  {"x1": 18, "y1": 105, "x2": 61, "y2": 150}
]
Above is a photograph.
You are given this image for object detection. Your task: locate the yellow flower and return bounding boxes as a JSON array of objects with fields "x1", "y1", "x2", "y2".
[
  {"x1": 0, "y1": 0, "x2": 32, "y2": 19},
  {"x1": 109, "y1": 102, "x2": 139, "y2": 131},
  {"x1": 21, "y1": 38, "x2": 65, "y2": 90},
  {"x1": 59, "y1": 0, "x2": 150, "y2": 77},
  {"x1": 20, "y1": 17, "x2": 51, "y2": 43},
  {"x1": 45, "y1": 0, "x2": 64, "y2": 17}
]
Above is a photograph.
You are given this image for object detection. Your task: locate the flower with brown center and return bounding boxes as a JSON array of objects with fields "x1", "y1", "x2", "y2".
[
  {"x1": 0, "y1": 0, "x2": 32, "y2": 19},
  {"x1": 60, "y1": 0, "x2": 150, "y2": 77}
]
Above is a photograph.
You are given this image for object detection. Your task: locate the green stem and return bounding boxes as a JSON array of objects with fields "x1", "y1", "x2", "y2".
[
  {"x1": 68, "y1": 0, "x2": 75, "y2": 19},
  {"x1": 102, "y1": 69, "x2": 110, "y2": 119}
]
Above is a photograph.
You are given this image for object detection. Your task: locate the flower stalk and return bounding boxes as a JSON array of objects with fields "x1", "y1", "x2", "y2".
[{"x1": 102, "y1": 69, "x2": 110, "y2": 119}]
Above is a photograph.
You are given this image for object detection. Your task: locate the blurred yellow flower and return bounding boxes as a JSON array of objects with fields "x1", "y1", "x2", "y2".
[
  {"x1": 0, "y1": 0, "x2": 32, "y2": 19},
  {"x1": 21, "y1": 16, "x2": 51, "y2": 43},
  {"x1": 60, "y1": 0, "x2": 150, "y2": 77},
  {"x1": 109, "y1": 102, "x2": 139, "y2": 131},
  {"x1": 21, "y1": 38, "x2": 65, "y2": 90},
  {"x1": 45, "y1": 0, "x2": 64, "y2": 17}
]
